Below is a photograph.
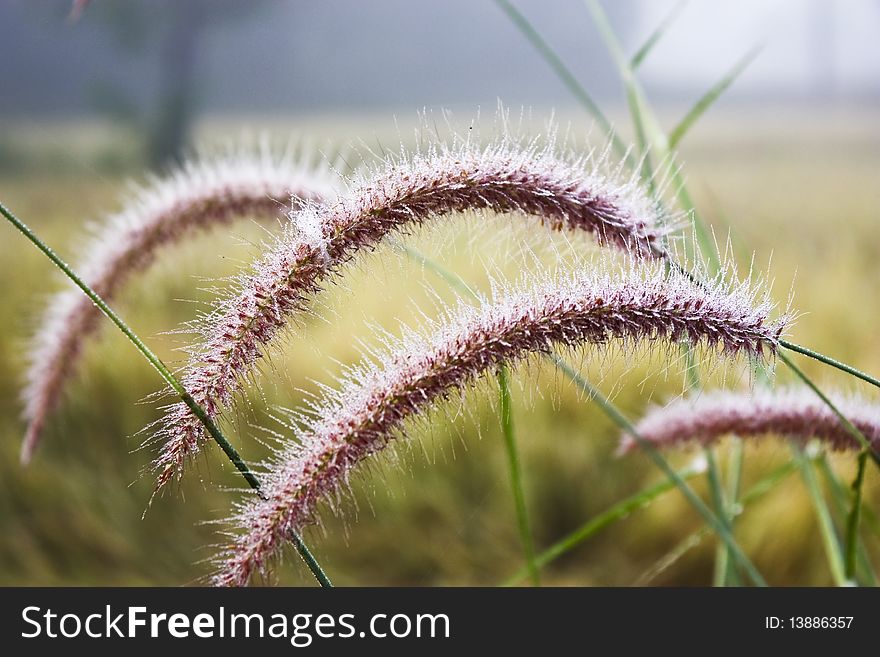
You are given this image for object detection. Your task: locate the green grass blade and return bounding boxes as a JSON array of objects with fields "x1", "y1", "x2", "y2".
[
  {"x1": 818, "y1": 457, "x2": 880, "y2": 539},
  {"x1": 634, "y1": 459, "x2": 798, "y2": 586},
  {"x1": 705, "y1": 448, "x2": 732, "y2": 586},
  {"x1": 793, "y1": 444, "x2": 850, "y2": 586},
  {"x1": 817, "y1": 457, "x2": 877, "y2": 585},
  {"x1": 583, "y1": 0, "x2": 665, "y2": 168},
  {"x1": 498, "y1": 365, "x2": 540, "y2": 586},
  {"x1": 719, "y1": 440, "x2": 745, "y2": 586},
  {"x1": 668, "y1": 47, "x2": 761, "y2": 150},
  {"x1": 583, "y1": 3, "x2": 740, "y2": 588},
  {"x1": 492, "y1": 0, "x2": 631, "y2": 164},
  {"x1": 845, "y1": 451, "x2": 869, "y2": 582},
  {"x1": 549, "y1": 355, "x2": 767, "y2": 586},
  {"x1": 582, "y1": 0, "x2": 721, "y2": 275},
  {"x1": 630, "y1": 1, "x2": 688, "y2": 70},
  {"x1": 636, "y1": 528, "x2": 708, "y2": 585},
  {"x1": 668, "y1": 168, "x2": 722, "y2": 273},
  {"x1": 395, "y1": 242, "x2": 479, "y2": 299},
  {"x1": 504, "y1": 459, "x2": 707, "y2": 585}
]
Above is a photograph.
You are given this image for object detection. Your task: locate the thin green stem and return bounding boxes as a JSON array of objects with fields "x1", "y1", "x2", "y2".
[
  {"x1": 288, "y1": 532, "x2": 333, "y2": 588},
  {"x1": 781, "y1": 339, "x2": 880, "y2": 391},
  {"x1": 819, "y1": 456, "x2": 880, "y2": 538},
  {"x1": 779, "y1": 328, "x2": 874, "y2": 585},
  {"x1": 636, "y1": 528, "x2": 708, "y2": 585},
  {"x1": 845, "y1": 451, "x2": 869, "y2": 581},
  {"x1": 585, "y1": 3, "x2": 739, "y2": 588},
  {"x1": 705, "y1": 449, "x2": 731, "y2": 586},
  {"x1": 401, "y1": 242, "x2": 540, "y2": 584},
  {"x1": 717, "y1": 440, "x2": 744, "y2": 586},
  {"x1": 497, "y1": 365, "x2": 539, "y2": 586},
  {"x1": 396, "y1": 243, "x2": 479, "y2": 299},
  {"x1": 1, "y1": 200, "x2": 331, "y2": 588},
  {"x1": 507, "y1": 458, "x2": 799, "y2": 586},
  {"x1": 779, "y1": 350, "x2": 879, "y2": 463},
  {"x1": 638, "y1": 459, "x2": 800, "y2": 585}
]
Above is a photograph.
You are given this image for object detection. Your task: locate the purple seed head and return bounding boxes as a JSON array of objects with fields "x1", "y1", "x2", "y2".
[
  {"x1": 212, "y1": 262, "x2": 788, "y2": 586},
  {"x1": 620, "y1": 387, "x2": 880, "y2": 453},
  {"x1": 153, "y1": 134, "x2": 676, "y2": 491},
  {"x1": 21, "y1": 144, "x2": 337, "y2": 464}
]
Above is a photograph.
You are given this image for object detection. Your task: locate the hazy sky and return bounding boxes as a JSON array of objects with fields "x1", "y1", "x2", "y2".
[
  {"x1": 1, "y1": 0, "x2": 878, "y2": 117},
  {"x1": 638, "y1": 0, "x2": 880, "y2": 95}
]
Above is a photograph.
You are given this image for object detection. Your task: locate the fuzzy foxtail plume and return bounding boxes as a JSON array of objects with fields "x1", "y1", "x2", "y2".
[
  {"x1": 213, "y1": 262, "x2": 788, "y2": 586},
  {"x1": 22, "y1": 145, "x2": 338, "y2": 463},
  {"x1": 154, "y1": 134, "x2": 674, "y2": 491},
  {"x1": 620, "y1": 388, "x2": 880, "y2": 453}
]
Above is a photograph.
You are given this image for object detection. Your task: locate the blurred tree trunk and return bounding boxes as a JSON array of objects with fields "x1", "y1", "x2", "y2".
[{"x1": 149, "y1": 1, "x2": 202, "y2": 167}]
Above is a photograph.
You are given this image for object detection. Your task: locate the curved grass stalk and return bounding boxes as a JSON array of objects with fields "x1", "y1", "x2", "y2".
[
  {"x1": 21, "y1": 146, "x2": 337, "y2": 463},
  {"x1": 0, "y1": 200, "x2": 332, "y2": 587},
  {"x1": 154, "y1": 135, "x2": 674, "y2": 490},
  {"x1": 407, "y1": 245, "x2": 760, "y2": 586},
  {"x1": 214, "y1": 263, "x2": 785, "y2": 585}
]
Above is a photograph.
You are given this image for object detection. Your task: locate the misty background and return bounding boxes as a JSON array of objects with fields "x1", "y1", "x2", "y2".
[{"x1": 1, "y1": 0, "x2": 878, "y2": 165}]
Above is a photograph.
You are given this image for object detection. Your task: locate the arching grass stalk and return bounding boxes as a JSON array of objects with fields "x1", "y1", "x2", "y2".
[
  {"x1": 503, "y1": 0, "x2": 880, "y2": 393},
  {"x1": 21, "y1": 147, "x2": 337, "y2": 463},
  {"x1": 0, "y1": 200, "x2": 332, "y2": 588},
  {"x1": 155, "y1": 135, "x2": 671, "y2": 491},
  {"x1": 581, "y1": 0, "x2": 879, "y2": 589},
  {"x1": 406, "y1": 245, "x2": 756, "y2": 584},
  {"x1": 216, "y1": 262, "x2": 783, "y2": 586}
]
